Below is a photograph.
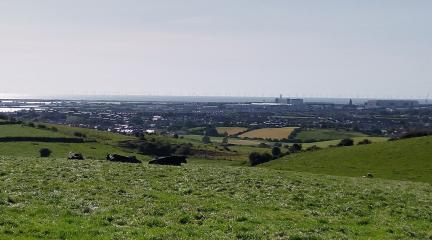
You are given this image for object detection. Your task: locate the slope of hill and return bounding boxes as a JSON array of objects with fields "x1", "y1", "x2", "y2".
[
  {"x1": 0, "y1": 124, "x2": 139, "y2": 160},
  {"x1": 263, "y1": 136, "x2": 432, "y2": 183},
  {"x1": 1, "y1": 156, "x2": 431, "y2": 239},
  {"x1": 0, "y1": 124, "x2": 69, "y2": 138}
]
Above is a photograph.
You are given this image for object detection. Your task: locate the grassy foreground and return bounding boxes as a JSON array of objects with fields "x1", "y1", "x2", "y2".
[{"x1": 1, "y1": 156, "x2": 432, "y2": 239}]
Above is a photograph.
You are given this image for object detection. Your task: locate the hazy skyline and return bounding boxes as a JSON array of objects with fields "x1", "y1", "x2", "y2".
[{"x1": 0, "y1": 0, "x2": 431, "y2": 99}]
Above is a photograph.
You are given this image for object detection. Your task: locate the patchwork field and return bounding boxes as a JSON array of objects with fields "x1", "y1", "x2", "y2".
[
  {"x1": 239, "y1": 127, "x2": 297, "y2": 140},
  {"x1": 216, "y1": 127, "x2": 248, "y2": 136}
]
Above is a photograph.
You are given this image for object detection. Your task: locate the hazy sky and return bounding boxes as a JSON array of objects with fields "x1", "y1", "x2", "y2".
[{"x1": 0, "y1": 0, "x2": 431, "y2": 98}]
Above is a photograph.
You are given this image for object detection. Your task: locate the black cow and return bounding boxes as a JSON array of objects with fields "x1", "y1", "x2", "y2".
[
  {"x1": 149, "y1": 156, "x2": 187, "y2": 166},
  {"x1": 106, "y1": 154, "x2": 141, "y2": 163},
  {"x1": 68, "y1": 152, "x2": 85, "y2": 160}
]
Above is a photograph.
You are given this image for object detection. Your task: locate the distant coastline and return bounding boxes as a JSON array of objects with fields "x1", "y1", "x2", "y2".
[{"x1": 0, "y1": 94, "x2": 428, "y2": 105}]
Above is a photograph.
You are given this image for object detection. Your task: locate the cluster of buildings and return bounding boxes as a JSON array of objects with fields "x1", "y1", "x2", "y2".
[
  {"x1": 274, "y1": 95, "x2": 304, "y2": 106},
  {"x1": 365, "y1": 100, "x2": 419, "y2": 109}
]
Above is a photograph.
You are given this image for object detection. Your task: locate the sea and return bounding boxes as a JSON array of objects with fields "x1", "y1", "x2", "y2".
[{"x1": 0, "y1": 94, "x2": 428, "y2": 105}]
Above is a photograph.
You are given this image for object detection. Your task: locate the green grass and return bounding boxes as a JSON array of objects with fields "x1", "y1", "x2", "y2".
[
  {"x1": 0, "y1": 124, "x2": 144, "y2": 160},
  {"x1": 1, "y1": 156, "x2": 432, "y2": 239},
  {"x1": 43, "y1": 123, "x2": 135, "y2": 144},
  {"x1": 1, "y1": 123, "x2": 432, "y2": 238},
  {"x1": 0, "y1": 125, "x2": 69, "y2": 138},
  {"x1": 0, "y1": 142, "x2": 144, "y2": 160},
  {"x1": 294, "y1": 129, "x2": 367, "y2": 142},
  {"x1": 183, "y1": 135, "x2": 264, "y2": 146},
  {"x1": 300, "y1": 137, "x2": 389, "y2": 148},
  {"x1": 264, "y1": 136, "x2": 432, "y2": 183}
]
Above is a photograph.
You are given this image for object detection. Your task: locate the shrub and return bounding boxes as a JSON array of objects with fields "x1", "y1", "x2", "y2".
[
  {"x1": 204, "y1": 126, "x2": 220, "y2": 137},
  {"x1": 138, "y1": 141, "x2": 173, "y2": 156},
  {"x1": 39, "y1": 148, "x2": 52, "y2": 157},
  {"x1": 249, "y1": 152, "x2": 273, "y2": 166},
  {"x1": 289, "y1": 143, "x2": 303, "y2": 153},
  {"x1": 258, "y1": 143, "x2": 270, "y2": 148},
  {"x1": 37, "y1": 124, "x2": 47, "y2": 129},
  {"x1": 358, "y1": 139, "x2": 372, "y2": 145},
  {"x1": 398, "y1": 131, "x2": 432, "y2": 140},
  {"x1": 221, "y1": 137, "x2": 229, "y2": 145},
  {"x1": 175, "y1": 144, "x2": 192, "y2": 155},
  {"x1": 306, "y1": 145, "x2": 322, "y2": 151},
  {"x1": 337, "y1": 138, "x2": 354, "y2": 147},
  {"x1": 74, "y1": 132, "x2": 87, "y2": 138},
  {"x1": 202, "y1": 135, "x2": 211, "y2": 144}
]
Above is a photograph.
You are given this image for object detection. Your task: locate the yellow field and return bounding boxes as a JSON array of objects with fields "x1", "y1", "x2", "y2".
[
  {"x1": 216, "y1": 127, "x2": 248, "y2": 136},
  {"x1": 239, "y1": 127, "x2": 297, "y2": 140}
]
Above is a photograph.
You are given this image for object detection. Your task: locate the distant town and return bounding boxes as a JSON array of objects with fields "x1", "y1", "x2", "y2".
[{"x1": 1, "y1": 96, "x2": 430, "y2": 139}]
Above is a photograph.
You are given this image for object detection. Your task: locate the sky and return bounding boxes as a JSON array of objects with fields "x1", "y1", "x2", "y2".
[{"x1": 0, "y1": 0, "x2": 431, "y2": 99}]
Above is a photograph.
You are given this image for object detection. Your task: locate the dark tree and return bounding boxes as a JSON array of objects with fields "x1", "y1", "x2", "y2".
[
  {"x1": 289, "y1": 143, "x2": 303, "y2": 153},
  {"x1": 204, "y1": 126, "x2": 220, "y2": 137},
  {"x1": 337, "y1": 138, "x2": 354, "y2": 147},
  {"x1": 249, "y1": 152, "x2": 273, "y2": 166},
  {"x1": 74, "y1": 132, "x2": 87, "y2": 138},
  {"x1": 272, "y1": 146, "x2": 282, "y2": 158}
]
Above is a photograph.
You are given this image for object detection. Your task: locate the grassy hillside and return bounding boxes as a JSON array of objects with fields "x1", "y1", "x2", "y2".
[
  {"x1": 300, "y1": 136, "x2": 388, "y2": 148},
  {"x1": 0, "y1": 142, "x2": 140, "y2": 160},
  {"x1": 43, "y1": 123, "x2": 135, "y2": 143},
  {"x1": 0, "y1": 125, "x2": 68, "y2": 138},
  {"x1": 1, "y1": 156, "x2": 432, "y2": 239},
  {"x1": 0, "y1": 124, "x2": 141, "y2": 160},
  {"x1": 264, "y1": 136, "x2": 432, "y2": 183}
]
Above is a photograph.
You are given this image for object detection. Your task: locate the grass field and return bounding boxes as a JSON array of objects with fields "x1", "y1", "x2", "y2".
[
  {"x1": 0, "y1": 142, "x2": 141, "y2": 160},
  {"x1": 264, "y1": 136, "x2": 432, "y2": 183},
  {"x1": 43, "y1": 123, "x2": 135, "y2": 144},
  {"x1": 0, "y1": 124, "x2": 141, "y2": 160},
  {"x1": 294, "y1": 129, "x2": 367, "y2": 142},
  {"x1": 1, "y1": 156, "x2": 432, "y2": 239},
  {"x1": 239, "y1": 127, "x2": 297, "y2": 140},
  {"x1": 0, "y1": 125, "x2": 69, "y2": 138},
  {"x1": 216, "y1": 127, "x2": 248, "y2": 136},
  {"x1": 183, "y1": 135, "x2": 264, "y2": 147},
  {"x1": 299, "y1": 137, "x2": 389, "y2": 148}
]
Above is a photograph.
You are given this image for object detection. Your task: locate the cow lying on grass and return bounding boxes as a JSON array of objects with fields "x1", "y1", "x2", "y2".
[
  {"x1": 149, "y1": 156, "x2": 187, "y2": 166},
  {"x1": 68, "y1": 152, "x2": 85, "y2": 160},
  {"x1": 106, "y1": 154, "x2": 141, "y2": 163}
]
